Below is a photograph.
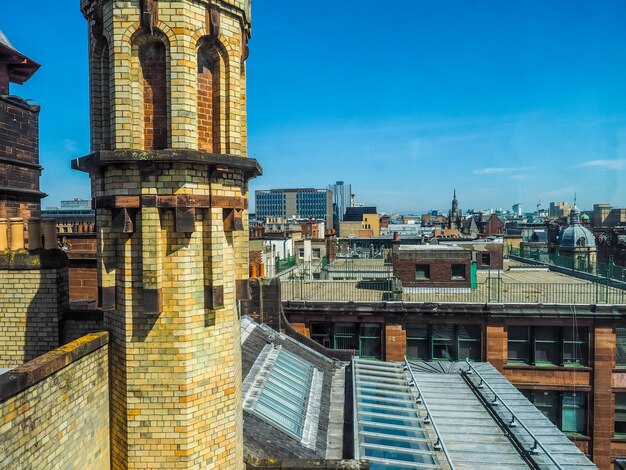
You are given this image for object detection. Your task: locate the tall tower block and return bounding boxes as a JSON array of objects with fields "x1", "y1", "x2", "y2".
[{"x1": 73, "y1": 1, "x2": 260, "y2": 468}]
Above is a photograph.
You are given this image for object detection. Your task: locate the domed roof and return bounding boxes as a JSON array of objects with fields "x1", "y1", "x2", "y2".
[
  {"x1": 558, "y1": 206, "x2": 596, "y2": 248},
  {"x1": 581, "y1": 213, "x2": 590, "y2": 220}
]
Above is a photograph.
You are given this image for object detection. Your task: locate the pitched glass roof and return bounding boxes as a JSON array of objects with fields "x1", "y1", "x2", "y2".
[
  {"x1": 242, "y1": 342, "x2": 326, "y2": 451},
  {"x1": 252, "y1": 349, "x2": 314, "y2": 439},
  {"x1": 353, "y1": 358, "x2": 441, "y2": 469}
]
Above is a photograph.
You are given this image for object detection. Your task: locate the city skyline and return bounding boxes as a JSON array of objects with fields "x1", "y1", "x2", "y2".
[{"x1": 3, "y1": 1, "x2": 626, "y2": 212}]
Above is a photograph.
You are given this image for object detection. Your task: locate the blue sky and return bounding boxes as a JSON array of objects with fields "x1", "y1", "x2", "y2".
[{"x1": 4, "y1": 1, "x2": 626, "y2": 213}]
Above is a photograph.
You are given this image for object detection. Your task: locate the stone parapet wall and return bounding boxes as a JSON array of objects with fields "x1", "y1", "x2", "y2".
[
  {"x1": 0, "y1": 250, "x2": 69, "y2": 368},
  {"x1": 0, "y1": 332, "x2": 110, "y2": 469}
]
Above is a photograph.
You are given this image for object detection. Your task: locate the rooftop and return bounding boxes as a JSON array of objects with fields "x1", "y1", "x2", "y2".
[{"x1": 282, "y1": 259, "x2": 626, "y2": 304}]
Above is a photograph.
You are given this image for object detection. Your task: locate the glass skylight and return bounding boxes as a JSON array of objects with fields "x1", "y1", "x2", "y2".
[
  {"x1": 252, "y1": 349, "x2": 314, "y2": 439},
  {"x1": 353, "y1": 358, "x2": 440, "y2": 469}
]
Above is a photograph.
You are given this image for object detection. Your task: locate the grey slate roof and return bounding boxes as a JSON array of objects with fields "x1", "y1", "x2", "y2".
[
  {"x1": 407, "y1": 361, "x2": 598, "y2": 470},
  {"x1": 241, "y1": 316, "x2": 345, "y2": 461}
]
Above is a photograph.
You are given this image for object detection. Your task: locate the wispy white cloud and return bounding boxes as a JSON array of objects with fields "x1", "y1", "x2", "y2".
[
  {"x1": 472, "y1": 166, "x2": 535, "y2": 175},
  {"x1": 575, "y1": 159, "x2": 626, "y2": 170},
  {"x1": 63, "y1": 139, "x2": 78, "y2": 153}
]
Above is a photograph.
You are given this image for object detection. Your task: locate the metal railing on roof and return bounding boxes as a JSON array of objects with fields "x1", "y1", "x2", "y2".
[
  {"x1": 462, "y1": 359, "x2": 564, "y2": 470},
  {"x1": 404, "y1": 357, "x2": 456, "y2": 470},
  {"x1": 281, "y1": 276, "x2": 626, "y2": 304}
]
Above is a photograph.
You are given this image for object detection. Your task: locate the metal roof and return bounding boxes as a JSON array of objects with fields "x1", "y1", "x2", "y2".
[{"x1": 407, "y1": 361, "x2": 598, "y2": 470}]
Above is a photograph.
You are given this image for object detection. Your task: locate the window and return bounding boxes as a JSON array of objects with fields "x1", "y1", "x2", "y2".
[
  {"x1": 359, "y1": 323, "x2": 381, "y2": 359},
  {"x1": 508, "y1": 326, "x2": 531, "y2": 364},
  {"x1": 617, "y1": 328, "x2": 626, "y2": 367},
  {"x1": 312, "y1": 248, "x2": 321, "y2": 259},
  {"x1": 334, "y1": 323, "x2": 357, "y2": 350},
  {"x1": 407, "y1": 324, "x2": 482, "y2": 361},
  {"x1": 615, "y1": 393, "x2": 626, "y2": 436},
  {"x1": 481, "y1": 252, "x2": 491, "y2": 266},
  {"x1": 458, "y1": 324, "x2": 481, "y2": 361},
  {"x1": 415, "y1": 264, "x2": 430, "y2": 280},
  {"x1": 451, "y1": 264, "x2": 466, "y2": 280},
  {"x1": 298, "y1": 248, "x2": 305, "y2": 258},
  {"x1": 310, "y1": 322, "x2": 331, "y2": 348},
  {"x1": 523, "y1": 390, "x2": 587, "y2": 436},
  {"x1": 535, "y1": 326, "x2": 559, "y2": 365},
  {"x1": 331, "y1": 323, "x2": 381, "y2": 359},
  {"x1": 407, "y1": 325, "x2": 429, "y2": 360},
  {"x1": 507, "y1": 326, "x2": 588, "y2": 366},
  {"x1": 562, "y1": 326, "x2": 588, "y2": 366},
  {"x1": 562, "y1": 392, "x2": 586, "y2": 434}
]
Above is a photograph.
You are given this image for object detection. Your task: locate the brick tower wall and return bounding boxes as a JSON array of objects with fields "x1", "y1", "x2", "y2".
[{"x1": 77, "y1": 1, "x2": 255, "y2": 468}]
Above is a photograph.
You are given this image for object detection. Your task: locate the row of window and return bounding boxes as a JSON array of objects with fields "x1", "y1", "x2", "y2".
[
  {"x1": 309, "y1": 322, "x2": 482, "y2": 361},
  {"x1": 415, "y1": 264, "x2": 467, "y2": 280},
  {"x1": 526, "y1": 391, "x2": 626, "y2": 438},
  {"x1": 508, "y1": 326, "x2": 588, "y2": 367},
  {"x1": 310, "y1": 323, "x2": 382, "y2": 359},
  {"x1": 309, "y1": 322, "x2": 623, "y2": 368},
  {"x1": 522, "y1": 390, "x2": 586, "y2": 435},
  {"x1": 407, "y1": 324, "x2": 481, "y2": 361}
]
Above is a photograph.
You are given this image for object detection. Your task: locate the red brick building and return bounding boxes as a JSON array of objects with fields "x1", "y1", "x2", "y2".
[
  {"x1": 393, "y1": 244, "x2": 472, "y2": 288},
  {"x1": 282, "y1": 299, "x2": 626, "y2": 469}
]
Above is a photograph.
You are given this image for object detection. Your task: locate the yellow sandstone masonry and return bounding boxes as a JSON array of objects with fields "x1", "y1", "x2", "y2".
[{"x1": 76, "y1": 1, "x2": 257, "y2": 468}]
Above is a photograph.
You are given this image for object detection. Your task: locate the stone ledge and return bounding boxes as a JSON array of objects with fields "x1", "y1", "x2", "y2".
[
  {"x1": 72, "y1": 149, "x2": 262, "y2": 181},
  {"x1": 0, "y1": 331, "x2": 108, "y2": 403},
  {"x1": 245, "y1": 457, "x2": 368, "y2": 469},
  {"x1": 0, "y1": 249, "x2": 69, "y2": 270}
]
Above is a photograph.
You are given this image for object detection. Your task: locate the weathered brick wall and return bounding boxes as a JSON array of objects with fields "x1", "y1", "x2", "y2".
[
  {"x1": 68, "y1": 260, "x2": 98, "y2": 302},
  {"x1": 0, "y1": 96, "x2": 43, "y2": 220},
  {"x1": 0, "y1": 332, "x2": 110, "y2": 469},
  {"x1": 593, "y1": 328, "x2": 614, "y2": 470},
  {"x1": 385, "y1": 324, "x2": 406, "y2": 362},
  {"x1": 0, "y1": 250, "x2": 69, "y2": 368}
]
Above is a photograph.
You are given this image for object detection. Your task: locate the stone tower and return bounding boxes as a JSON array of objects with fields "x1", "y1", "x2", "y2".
[{"x1": 73, "y1": 1, "x2": 259, "y2": 468}]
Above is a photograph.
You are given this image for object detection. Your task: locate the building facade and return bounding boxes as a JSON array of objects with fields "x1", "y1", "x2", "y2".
[
  {"x1": 328, "y1": 180, "x2": 351, "y2": 226},
  {"x1": 283, "y1": 300, "x2": 626, "y2": 469},
  {"x1": 255, "y1": 188, "x2": 332, "y2": 227}
]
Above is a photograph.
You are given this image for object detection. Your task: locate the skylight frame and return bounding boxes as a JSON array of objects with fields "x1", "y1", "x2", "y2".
[
  {"x1": 251, "y1": 348, "x2": 316, "y2": 441},
  {"x1": 352, "y1": 358, "x2": 441, "y2": 469}
]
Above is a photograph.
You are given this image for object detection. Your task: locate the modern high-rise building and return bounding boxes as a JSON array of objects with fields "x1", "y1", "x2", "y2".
[
  {"x1": 512, "y1": 203, "x2": 523, "y2": 217},
  {"x1": 328, "y1": 180, "x2": 352, "y2": 226},
  {"x1": 255, "y1": 188, "x2": 332, "y2": 227}
]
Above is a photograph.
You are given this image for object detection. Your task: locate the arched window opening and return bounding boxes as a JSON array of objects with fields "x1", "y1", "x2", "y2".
[
  {"x1": 92, "y1": 38, "x2": 111, "y2": 150},
  {"x1": 197, "y1": 41, "x2": 221, "y2": 153},
  {"x1": 140, "y1": 40, "x2": 168, "y2": 150}
]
